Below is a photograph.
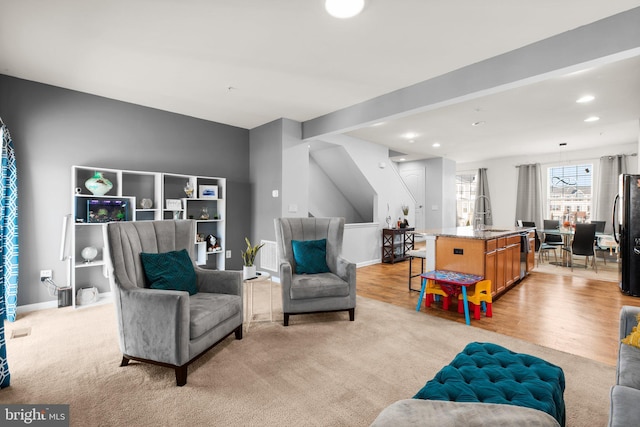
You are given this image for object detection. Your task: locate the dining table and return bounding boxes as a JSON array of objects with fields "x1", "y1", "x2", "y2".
[{"x1": 541, "y1": 227, "x2": 615, "y2": 266}]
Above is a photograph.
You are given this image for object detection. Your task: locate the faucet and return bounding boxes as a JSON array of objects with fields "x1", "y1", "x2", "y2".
[{"x1": 474, "y1": 195, "x2": 491, "y2": 231}]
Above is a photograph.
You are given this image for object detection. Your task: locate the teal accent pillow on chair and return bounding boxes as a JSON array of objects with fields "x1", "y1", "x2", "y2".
[
  {"x1": 291, "y1": 239, "x2": 330, "y2": 274},
  {"x1": 140, "y1": 249, "x2": 198, "y2": 295}
]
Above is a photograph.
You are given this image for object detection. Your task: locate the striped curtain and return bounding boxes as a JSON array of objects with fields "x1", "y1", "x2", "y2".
[{"x1": 1, "y1": 118, "x2": 18, "y2": 388}]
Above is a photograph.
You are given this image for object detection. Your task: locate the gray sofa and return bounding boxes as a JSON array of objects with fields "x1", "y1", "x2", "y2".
[
  {"x1": 609, "y1": 305, "x2": 640, "y2": 426},
  {"x1": 370, "y1": 399, "x2": 560, "y2": 426}
]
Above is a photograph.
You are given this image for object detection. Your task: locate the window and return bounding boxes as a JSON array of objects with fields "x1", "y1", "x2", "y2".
[
  {"x1": 546, "y1": 164, "x2": 593, "y2": 224},
  {"x1": 456, "y1": 173, "x2": 477, "y2": 226}
]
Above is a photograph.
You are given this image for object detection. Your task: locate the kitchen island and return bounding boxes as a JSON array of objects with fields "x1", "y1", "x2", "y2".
[{"x1": 417, "y1": 226, "x2": 536, "y2": 298}]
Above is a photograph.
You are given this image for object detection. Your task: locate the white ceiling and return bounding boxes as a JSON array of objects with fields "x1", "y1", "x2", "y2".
[{"x1": 1, "y1": 1, "x2": 639, "y2": 162}]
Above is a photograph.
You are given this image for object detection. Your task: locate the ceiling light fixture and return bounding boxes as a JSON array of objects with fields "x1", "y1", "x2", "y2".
[
  {"x1": 403, "y1": 132, "x2": 418, "y2": 139},
  {"x1": 576, "y1": 95, "x2": 595, "y2": 103},
  {"x1": 432, "y1": 143, "x2": 441, "y2": 148},
  {"x1": 584, "y1": 116, "x2": 600, "y2": 122},
  {"x1": 471, "y1": 121, "x2": 485, "y2": 127},
  {"x1": 325, "y1": 0, "x2": 365, "y2": 18},
  {"x1": 399, "y1": 158, "x2": 406, "y2": 162}
]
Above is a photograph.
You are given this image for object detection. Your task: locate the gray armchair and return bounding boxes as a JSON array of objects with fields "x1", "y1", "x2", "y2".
[
  {"x1": 106, "y1": 220, "x2": 243, "y2": 386},
  {"x1": 274, "y1": 217, "x2": 356, "y2": 326}
]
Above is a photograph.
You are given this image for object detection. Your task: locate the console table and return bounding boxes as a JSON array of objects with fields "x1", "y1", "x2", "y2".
[{"x1": 382, "y1": 227, "x2": 415, "y2": 263}]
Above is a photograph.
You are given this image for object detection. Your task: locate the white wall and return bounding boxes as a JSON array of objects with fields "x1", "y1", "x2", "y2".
[
  {"x1": 315, "y1": 134, "x2": 415, "y2": 265},
  {"x1": 457, "y1": 142, "x2": 638, "y2": 227},
  {"x1": 281, "y1": 120, "x2": 308, "y2": 218},
  {"x1": 308, "y1": 157, "x2": 364, "y2": 222},
  {"x1": 398, "y1": 158, "x2": 457, "y2": 229}
]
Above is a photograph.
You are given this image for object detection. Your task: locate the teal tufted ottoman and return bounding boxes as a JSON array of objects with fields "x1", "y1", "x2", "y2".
[{"x1": 413, "y1": 342, "x2": 565, "y2": 426}]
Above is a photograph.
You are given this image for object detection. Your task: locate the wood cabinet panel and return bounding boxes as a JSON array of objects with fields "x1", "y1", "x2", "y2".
[
  {"x1": 526, "y1": 232, "x2": 535, "y2": 272},
  {"x1": 485, "y1": 249, "x2": 497, "y2": 295},
  {"x1": 496, "y1": 247, "x2": 506, "y2": 294},
  {"x1": 436, "y1": 237, "x2": 485, "y2": 276},
  {"x1": 435, "y1": 233, "x2": 524, "y2": 298}
]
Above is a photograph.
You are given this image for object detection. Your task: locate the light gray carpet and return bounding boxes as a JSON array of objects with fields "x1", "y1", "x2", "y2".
[{"x1": 4, "y1": 295, "x2": 614, "y2": 426}]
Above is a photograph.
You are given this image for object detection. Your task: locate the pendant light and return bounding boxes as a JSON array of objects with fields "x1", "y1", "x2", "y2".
[{"x1": 325, "y1": 0, "x2": 365, "y2": 19}]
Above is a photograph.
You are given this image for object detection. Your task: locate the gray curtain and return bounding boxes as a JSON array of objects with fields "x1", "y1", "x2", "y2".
[
  {"x1": 475, "y1": 168, "x2": 493, "y2": 226},
  {"x1": 596, "y1": 155, "x2": 627, "y2": 233},
  {"x1": 515, "y1": 164, "x2": 543, "y2": 229}
]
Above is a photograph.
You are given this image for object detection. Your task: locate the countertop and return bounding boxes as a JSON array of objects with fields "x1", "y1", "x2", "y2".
[{"x1": 412, "y1": 226, "x2": 535, "y2": 241}]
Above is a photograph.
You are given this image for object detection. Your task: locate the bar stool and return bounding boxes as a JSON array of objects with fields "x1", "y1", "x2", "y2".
[
  {"x1": 407, "y1": 249, "x2": 426, "y2": 292},
  {"x1": 458, "y1": 279, "x2": 492, "y2": 320}
]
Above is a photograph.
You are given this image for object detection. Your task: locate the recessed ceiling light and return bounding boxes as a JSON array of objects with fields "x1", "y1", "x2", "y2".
[
  {"x1": 584, "y1": 116, "x2": 600, "y2": 122},
  {"x1": 471, "y1": 121, "x2": 485, "y2": 127},
  {"x1": 403, "y1": 132, "x2": 418, "y2": 139},
  {"x1": 399, "y1": 158, "x2": 406, "y2": 162},
  {"x1": 576, "y1": 95, "x2": 595, "y2": 103},
  {"x1": 432, "y1": 143, "x2": 441, "y2": 148},
  {"x1": 325, "y1": 0, "x2": 365, "y2": 18}
]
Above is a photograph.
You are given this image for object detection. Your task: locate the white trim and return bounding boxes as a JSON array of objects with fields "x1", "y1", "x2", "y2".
[
  {"x1": 16, "y1": 300, "x2": 58, "y2": 314},
  {"x1": 357, "y1": 259, "x2": 380, "y2": 268},
  {"x1": 16, "y1": 292, "x2": 113, "y2": 314}
]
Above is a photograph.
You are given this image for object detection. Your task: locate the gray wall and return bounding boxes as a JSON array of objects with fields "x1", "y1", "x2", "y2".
[
  {"x1": 0, "y1": 75, "x2": 251, "y2": 307},
  {"x1": 249, "y1": 119, "x2": 285, "y2": 245}
]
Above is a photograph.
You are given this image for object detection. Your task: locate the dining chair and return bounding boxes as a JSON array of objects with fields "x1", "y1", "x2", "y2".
[
  {"x1": 563, "y1": 223, "x2": 598, "y2": 272},
  {"x1": 523, "y1": 221, "x2": 558, "y2": 265},
  {"x1": 591, "y1": 221, "x2": 606, "y2": 233},
  {"x1": 542, "y1": 220, "x2": 564, "y2": 247},
  {"x1": 591, "y1": 221, "x2": 608, "y2": 265}
]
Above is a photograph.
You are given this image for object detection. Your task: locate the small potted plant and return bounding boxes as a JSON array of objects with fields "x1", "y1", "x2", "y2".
[
  {"x1": 401, "y1": 204, "x2": 410, "y2": 227},
  {"x1": 241, "y1": 237, "x2": 264, "y2": 280}
]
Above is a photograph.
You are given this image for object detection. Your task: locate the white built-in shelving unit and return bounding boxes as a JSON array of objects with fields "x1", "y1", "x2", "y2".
[{"x1": 68, "y1": 166, "x2": 226, "y2": 308}]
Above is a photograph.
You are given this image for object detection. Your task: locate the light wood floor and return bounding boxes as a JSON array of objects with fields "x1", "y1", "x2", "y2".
[{"x1": 357, "y1": 260, "x2": 640, "y2": 366}]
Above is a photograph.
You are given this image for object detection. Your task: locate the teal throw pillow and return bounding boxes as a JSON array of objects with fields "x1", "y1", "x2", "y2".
[
  {"x1": 140, "y1": 249, "x2": 198, "y2": 295},
  {"x1": 291, "y1": 239, "x2": 330, "y2": 274}
]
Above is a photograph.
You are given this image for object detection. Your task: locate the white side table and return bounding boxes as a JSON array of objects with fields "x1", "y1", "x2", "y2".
[{"x1": 243, "y1": 271, "x2": 273, "y2": 329}]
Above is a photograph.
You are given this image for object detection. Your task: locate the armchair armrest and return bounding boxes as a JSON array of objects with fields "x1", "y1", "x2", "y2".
[
  {"x1": 336, "y1": 255, "x2": 355, "y2": 282},
  {"x1": 195, "y1": 268, "x2": 242, "y2": 296},
  {"x1": 279, "y1": 261, "x2": 293, "y2": 294},
  {"x1": 117, "y1": 287, "x2": 190, "y2": 366},
  {"x1": 620, "y1": 306, "x2": 640, "y2": 340}
]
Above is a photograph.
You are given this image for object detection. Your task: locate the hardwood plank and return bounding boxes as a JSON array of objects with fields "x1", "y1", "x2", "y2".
[{"x1": 356, "y1": 260, "x2": 640, "y2": 366}]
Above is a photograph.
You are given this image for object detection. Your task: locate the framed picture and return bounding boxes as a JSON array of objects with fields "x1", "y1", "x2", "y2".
[
  {"x1": 166, "y1": 199, "x2": 182, "y2": 210},
  {"x1": 199, "y1": 185, "x2": 218, "y2": 199}
]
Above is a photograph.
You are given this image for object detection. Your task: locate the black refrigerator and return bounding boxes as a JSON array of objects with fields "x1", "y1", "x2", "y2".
[{"x1": 614, "y1": 174, "x2": 640, "y2": 296}]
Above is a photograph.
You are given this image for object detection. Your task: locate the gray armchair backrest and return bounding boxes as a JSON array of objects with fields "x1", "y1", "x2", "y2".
[
  {"x1": 274, "y1": 217, "x2": 345, "y2": 273},
  {"x1": 107, "y1": 220, "x2": 196, "y2": 289}
]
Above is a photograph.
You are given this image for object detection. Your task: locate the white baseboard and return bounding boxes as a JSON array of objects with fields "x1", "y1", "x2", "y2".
[
  {"x1": 16, "y1": 291, "x2": 113, "y2": 314},
  {"x1": 16, "y1": 300, "x2": 58, "y2": 314},
  {"x1": 356, "y1": 259, "x2": 381, "y2": 268}
]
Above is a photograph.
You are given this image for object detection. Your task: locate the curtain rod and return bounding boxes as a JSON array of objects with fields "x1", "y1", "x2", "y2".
[
  {"x1": 600, "y1": 153, "x2": 637, "y2": 159},
  {"x1": 515, "y1": 153, "x2": 638, "y2": 168}
]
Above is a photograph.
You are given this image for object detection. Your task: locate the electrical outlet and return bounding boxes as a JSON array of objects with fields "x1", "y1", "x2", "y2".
[
  {"x1": 40, "y1": 269, "x2": 52, "y2": 281},
  {"x1": 226, "y1": 250, "x2": 231, "y2": 259}
]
